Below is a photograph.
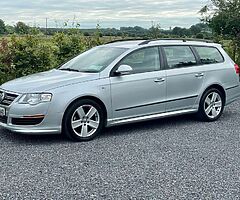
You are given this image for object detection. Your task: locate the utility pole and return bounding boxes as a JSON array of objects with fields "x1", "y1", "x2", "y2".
[{"x1": 45, "y1": 18, "x2": 48, "y2": 36}]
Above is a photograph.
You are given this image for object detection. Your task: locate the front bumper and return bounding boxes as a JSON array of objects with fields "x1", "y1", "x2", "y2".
[
  {"x1": 0, "y1": 98, "x2": 62, "y2": 135},
  {"x1": 0, "y1": 121, "x2": 60, "y2": 134}
]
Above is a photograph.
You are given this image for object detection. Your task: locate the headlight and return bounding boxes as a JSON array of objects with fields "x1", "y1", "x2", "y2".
[{"x1": 18, "y1": 93, "x2": 52, "y2": 105}]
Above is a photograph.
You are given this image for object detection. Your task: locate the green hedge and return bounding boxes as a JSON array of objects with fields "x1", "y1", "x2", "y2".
[{"x1": 0, "y1": 33, "x2": 102, "y2": 84}]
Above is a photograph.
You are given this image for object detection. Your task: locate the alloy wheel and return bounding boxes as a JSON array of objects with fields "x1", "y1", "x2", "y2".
[
  {"x1": 71, "y1": 105, "x2": 100, "y2": 137},
  {"x1": 204, "y1": 92, "x2": 222, "y2": 119}
]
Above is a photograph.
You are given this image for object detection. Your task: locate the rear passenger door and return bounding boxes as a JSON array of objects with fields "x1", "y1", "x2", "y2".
[{"x1": 162, "y1": 45, "x2": 205, "y2": 112}]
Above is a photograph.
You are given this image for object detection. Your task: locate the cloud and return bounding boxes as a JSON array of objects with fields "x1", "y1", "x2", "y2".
[{"x1": 0, "y1": 0, "x2": 206, "y2": 28}]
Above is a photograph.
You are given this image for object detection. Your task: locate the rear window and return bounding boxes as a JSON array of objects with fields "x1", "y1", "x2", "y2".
[
  {"x1": 163, "y1": 46, "x2": 197, "y2": 69},
  {"x1": 194, "y1": 46, "x2": 224, "y2": 64}
]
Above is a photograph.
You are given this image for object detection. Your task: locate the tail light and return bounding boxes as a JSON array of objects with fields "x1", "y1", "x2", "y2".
[{"x1": 234, "y1": 64, "x2": 240, "y2": 75}]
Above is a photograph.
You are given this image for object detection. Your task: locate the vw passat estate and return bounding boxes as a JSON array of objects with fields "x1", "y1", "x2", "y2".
[{"x1": 0, "y1": 39, "x2": 240, "y2": 141}]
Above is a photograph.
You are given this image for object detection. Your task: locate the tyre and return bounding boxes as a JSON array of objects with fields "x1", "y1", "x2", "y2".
[
  {"x1": 63, "y1": 99, "x2": 105, "y2": 141},
  {"x1": 197, "y1": 88, "x2": 225, "y2": 122}
]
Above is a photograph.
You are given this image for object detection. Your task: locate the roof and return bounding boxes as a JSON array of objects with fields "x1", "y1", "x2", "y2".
[{"x1": 104, "y1": 39, "x2": 221, "y2": 49}]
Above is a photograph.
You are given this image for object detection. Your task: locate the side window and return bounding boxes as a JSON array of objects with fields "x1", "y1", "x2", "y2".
[
  {"x1": 118, "y1": 47, "x2": 161, "y2": 74},
  {"x1": 163, "y1": 46, "x2": 197, "y2": 69},
  {"x1": 194, "y1": 46, "x2": 224, "y2": 64}
]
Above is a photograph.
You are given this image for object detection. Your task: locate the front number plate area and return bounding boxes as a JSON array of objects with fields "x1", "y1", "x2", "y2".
[{"x1": 0, "y1": 107, "x2": 6, "y2": 117}]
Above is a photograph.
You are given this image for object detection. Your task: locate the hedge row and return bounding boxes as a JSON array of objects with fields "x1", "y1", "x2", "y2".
[{"x1": 0, "y1": 33, "x2": 102, "y2": 84}]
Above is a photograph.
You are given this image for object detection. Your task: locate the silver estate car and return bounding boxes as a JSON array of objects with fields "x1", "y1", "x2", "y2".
[{"x1": 0, "y1": 39, "x2": 240, "y2": 141}]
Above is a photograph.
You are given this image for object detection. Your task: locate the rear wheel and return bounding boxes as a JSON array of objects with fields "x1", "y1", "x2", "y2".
[
  {"x1": 63, "y1": 99, "x2": 104, "y2": 141},
  {"x1": 197, "y1": 88, "x2": 224, "y2": 122}
]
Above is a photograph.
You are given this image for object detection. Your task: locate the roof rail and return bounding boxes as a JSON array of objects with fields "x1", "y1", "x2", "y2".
[
  {"x1": 139, "y1": 38, "x2": 213, "y2": 45},
  {"x1": 105, "y1": 38, "x2": 214, "y2": 46},
  {"x1": 105, "y1": 38, "x2": 148, "y2": 44}
]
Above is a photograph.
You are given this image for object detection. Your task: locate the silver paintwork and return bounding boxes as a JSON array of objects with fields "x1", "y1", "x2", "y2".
[
  {"x1": 108, "y1": 109, "x2": 197, "y2": 126},
  {"x1": 0, "y1": 40, "x2": 240, "y2": 134}
]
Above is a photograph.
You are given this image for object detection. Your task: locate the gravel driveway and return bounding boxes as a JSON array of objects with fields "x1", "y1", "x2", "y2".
[{"x1": 0, "y1": 100, "x2": 240, "y2": 199}]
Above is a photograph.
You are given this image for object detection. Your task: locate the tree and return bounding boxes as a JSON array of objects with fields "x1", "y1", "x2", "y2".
[
  {"x1": 83, "y1": 32, "x2": 90, "y2": 36},
  {"x1": 0, "y1": 19, "x2": 6, "y2": 34},
  {"x1": 196, "y1": 33, "x2": 204, "y2": 39},
  {"x1": 149, "y1": 23, "x2": 161, "y2": 39},
  {"x1": 190, "y1": 25, "x2": 201, "y2": 35},
  {"x1": 15, "y1": 22, "x2": 30, "y2": 34},
  {"x1": 172, "y1": 27, "x2": 182, "y2": 36},
  {"x1": 200, "y1": 0, "x2": 240, "y2": 63},
  {"x1": 94, "y1": 23, "x2": 102, "y2": 45},
  {"x1": 5, "y1": 25, "x2": 15, "y2": 34}
]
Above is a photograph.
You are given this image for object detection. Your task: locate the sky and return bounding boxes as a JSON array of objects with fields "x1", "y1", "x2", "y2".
[{"x1": 0, "y1": 0, "x2": 207, "y2": 29}]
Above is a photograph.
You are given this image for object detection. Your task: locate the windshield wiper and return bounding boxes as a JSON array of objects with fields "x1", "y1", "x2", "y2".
[
  {"x1": 79, "y1": 70, "x2": 98, "y2": 73},
  {"x1": 59, "y1": 68, "x2": 80, "y2": 72}
]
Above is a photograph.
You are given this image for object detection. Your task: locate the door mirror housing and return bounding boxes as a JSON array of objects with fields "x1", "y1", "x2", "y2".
[{"x1": 115, "y1": 65, "x2": 133, "y2": 76}]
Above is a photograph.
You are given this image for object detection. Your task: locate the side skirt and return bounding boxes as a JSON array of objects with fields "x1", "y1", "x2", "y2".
[{"x1": 107, "y1": 109, "x2": 198, "y2": 127}]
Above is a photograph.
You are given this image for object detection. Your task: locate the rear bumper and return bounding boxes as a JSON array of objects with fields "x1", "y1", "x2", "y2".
[{"x1": 226, "y1": 85, "x2": 240, "y2": 105}]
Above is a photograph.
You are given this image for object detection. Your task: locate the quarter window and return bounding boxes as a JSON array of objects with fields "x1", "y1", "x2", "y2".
[
  {"x1": 118, "y1": 47, "x2": 161, "y2": 74},
  {"x1": 194, "y1": 46, "x2": 224, "y2": 64},
  {"x1": 163, "y1": 46, "x2": 197, "y2": 69}
]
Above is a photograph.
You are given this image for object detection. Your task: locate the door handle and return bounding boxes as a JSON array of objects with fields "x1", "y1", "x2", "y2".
[
  {"x1": 154, "y1": 78, "x2": 165, "y2": 83},
  {"x1": 195, "y1": 73, "x2": 204, "y2": 78}
]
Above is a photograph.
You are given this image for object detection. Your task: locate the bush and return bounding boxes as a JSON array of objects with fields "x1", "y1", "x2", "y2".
[
  {"x1": 0, "y1": 35, "x2": 59, "y2": 83},
  {"x1": 11, "y1": 35, "x2": 59, "y2": 77},
  {"x1": 53, "y1": 33, "x2": 87, "y2": 64},
  {"x1": 0, "y1": 38, "x2": 14, "y2": 83},
  {"x1": 0, "y1": 32, "x2": 106, "y2": 85}
]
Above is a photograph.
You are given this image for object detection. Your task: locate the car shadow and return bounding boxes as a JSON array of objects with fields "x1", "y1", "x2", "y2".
[
  {"x1": 1, "y1": 130, "x2": 67, "y2": 144},
  {"x1": 100, "y1": 114, "x2": 198, "y2": 138},
  {"x1": 1, "y1": 114, "x2": 202, "y2": 143}
]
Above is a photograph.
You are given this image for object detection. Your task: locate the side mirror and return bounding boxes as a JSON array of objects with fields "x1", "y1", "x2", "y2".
[{"x1": 115, "y1": 65, "x2": 133, "y2": 76}]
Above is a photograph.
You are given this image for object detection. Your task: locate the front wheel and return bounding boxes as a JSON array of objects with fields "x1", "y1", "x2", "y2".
[
  {"x1": 197, "y1": 88, "x2": 225, "y2": 122},
  {"x1": 63, "y1": 99, "x2": 105, "y2": 141}
]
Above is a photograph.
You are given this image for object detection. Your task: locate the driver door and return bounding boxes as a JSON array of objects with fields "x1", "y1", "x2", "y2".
[{"x1": 110, "y1": 47, "x2": 167, "y2": 120}]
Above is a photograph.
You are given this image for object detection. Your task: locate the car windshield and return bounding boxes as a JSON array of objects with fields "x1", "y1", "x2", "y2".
[{"x1": 59, "y1": 46, "x2": 127, "y2": 73}]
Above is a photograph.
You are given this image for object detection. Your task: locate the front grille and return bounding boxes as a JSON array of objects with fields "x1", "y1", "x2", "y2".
[
  {"x1": 0, "y1": 116, "x2": 7, "y2": 124},
  {"x1": 11, "y1": 117, "x2": 44, "y2": 126},
  {"x1": 0, "y1": 91, "x2": 19, "y2": 106}
]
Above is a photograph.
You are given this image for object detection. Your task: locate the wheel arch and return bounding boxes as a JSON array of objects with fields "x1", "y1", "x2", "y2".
[
  {"x1": 62, "y1": 95, "x2": 108, "y2": 126},
  {"x1": 201, "y1": 84, "x2": 226, "y2": 105}
]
